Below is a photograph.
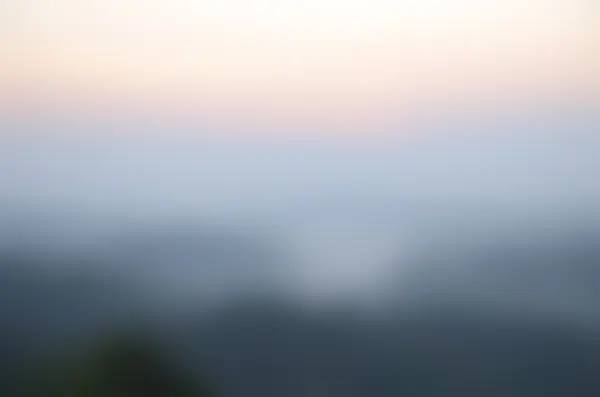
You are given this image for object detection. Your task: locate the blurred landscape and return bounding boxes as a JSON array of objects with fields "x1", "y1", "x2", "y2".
[
  {"x1": 1, "y1": 0, "x2": 598, "y2": 395},
  {"x1": 1, "y1": 110, "x2": 599, "y2": 396}
]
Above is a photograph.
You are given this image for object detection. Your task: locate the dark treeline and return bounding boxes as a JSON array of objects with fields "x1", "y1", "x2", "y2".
[{"x1": 1, "y1": 235, "x2": 600, "y2": 397}]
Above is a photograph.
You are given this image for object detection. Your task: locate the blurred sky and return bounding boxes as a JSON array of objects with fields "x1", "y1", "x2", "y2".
[
  {"x1": 0, "y1": 0, "x2": 598, "y2": 305},
  {"x1": 0, "y1": 0, "x2": 597, "y2": 132}
]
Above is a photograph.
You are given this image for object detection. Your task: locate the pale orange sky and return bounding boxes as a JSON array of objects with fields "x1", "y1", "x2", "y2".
[{"x1": 0, "y1": 0, "x2": 597, "y2": 128}]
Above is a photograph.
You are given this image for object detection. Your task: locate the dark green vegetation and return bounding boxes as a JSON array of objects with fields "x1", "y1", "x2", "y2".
[{"x1": 31, "y1": 333, "x2": 213, "y2": 397}]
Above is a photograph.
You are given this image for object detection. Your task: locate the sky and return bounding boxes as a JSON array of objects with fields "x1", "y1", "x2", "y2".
[
  {"x1": 1, "y1": 0, "x2": 597, "y2": 131},
  {"x1": 0, "y1": 0, "x2": 598, "y2": 304}
]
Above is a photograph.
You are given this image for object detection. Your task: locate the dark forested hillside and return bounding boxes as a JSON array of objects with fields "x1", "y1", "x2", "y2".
[{"x1": 1, "y1": 222, "x2": 600, "y2": 397}]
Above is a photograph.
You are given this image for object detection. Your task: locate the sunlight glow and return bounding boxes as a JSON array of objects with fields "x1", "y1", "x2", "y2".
[{"x1": 1, "y1": 0, "x2": 594, "y2": 126}]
